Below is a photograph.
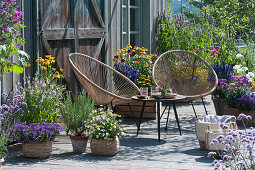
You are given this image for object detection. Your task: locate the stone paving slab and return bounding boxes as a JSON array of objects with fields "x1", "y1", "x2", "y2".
[{"x1": 2, "y1": 96, "x2": 216, "y2": 170}]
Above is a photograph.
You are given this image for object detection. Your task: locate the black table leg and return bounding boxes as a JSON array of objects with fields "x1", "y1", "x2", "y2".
[
  {"x1": 157, "y1": 101, "x2": 161, "y2": 142},
  {"x1": 172, "y1": 103, "x2": 182, "y2": 136},
  {"x1": 137, "y1": 101, "x2": 146, "y2": 135}
]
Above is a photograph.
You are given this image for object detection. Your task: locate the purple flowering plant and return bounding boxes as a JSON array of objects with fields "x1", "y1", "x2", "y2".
[
  {"x1": 9, "y1": 122, "x2": 63, "y2": 143},
  {"x1": 213, "y1": 75, "x2": 253, "y2": 107},
  {"x1": 208, "y1": 114, "x2": 255, "y2": 169},
  {"x1": 0, "y1": 90, "x2": 27, "y2": 133},
  {"x1": 0, "y1": 0, "x2": 29, "y2": 78}
]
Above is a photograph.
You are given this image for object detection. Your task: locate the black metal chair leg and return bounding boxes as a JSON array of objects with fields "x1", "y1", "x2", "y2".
[
  {"x1": 201, "y1": 97, "x2": 208, "y2": 115},
  {"x1": 191, "y1": 101, "x2": 197, "y2": 118},
  {"x1": 137, "y1": 101, "x2": 146, "y2": 135},
  {"x1": 165, "y1": 103, "x2": 171, "y2": 130},
  {"x1": 172, "y1": 103, "x2": 182, "y2": 136},
  {"x1": 128, "y1": 103, "x2": 138, "y2": 127}
]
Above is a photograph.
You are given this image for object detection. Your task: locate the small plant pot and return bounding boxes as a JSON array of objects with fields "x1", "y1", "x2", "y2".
[
  {"x1": 0, "y1": 158, "x2": 4, "y2": 169},
  {"x1": 90, "y1": 137, "x2": 119, "y2": 156},
  {"x1": 22, "y1": 141, "x2": 52, "y2": 158},
  {"x1": 212, "y1": 98, "x2": 226, "y2": 116},
  {"x1": 70, "y1": 136, "x2": 89, "y2": 153}
]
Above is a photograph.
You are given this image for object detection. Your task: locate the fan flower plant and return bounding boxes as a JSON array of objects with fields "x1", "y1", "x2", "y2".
[
  {"x1": 113, "y1": 45, "x2": 157, "y2": 88},
  {"x1": 208, "y1": 114, "x2": 255, "y2": 170},
  {"x1": 9, "y1": 122, "x2": 62, "y2": 143},
  {"x1": 88, "y1": 110, "x2": 124, "y2": 141}
]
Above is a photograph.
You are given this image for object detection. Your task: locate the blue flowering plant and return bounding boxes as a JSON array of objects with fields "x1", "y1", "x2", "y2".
[
  {"x1": 9, "y1": 122, "x2": 63, "y2": 143},
  {"x1": 0, "y1": 0, "x2": 29, "y2": 77},
  {"x1": 213, "y1": 61, "x2": 233, "y2": 80},
  {"x1": 208, "y1": 113, "x2": 255, "y2": 170}
]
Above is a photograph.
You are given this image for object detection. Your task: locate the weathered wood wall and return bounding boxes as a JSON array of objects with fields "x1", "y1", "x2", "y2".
[{"x1": 1, "y1": 0, "x2": 167, "y2": 100}]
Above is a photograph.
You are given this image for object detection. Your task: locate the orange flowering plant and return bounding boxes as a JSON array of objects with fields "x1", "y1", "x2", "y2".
[{"x1": 113, "y1": 44, "x2": 157, "y2": 88}]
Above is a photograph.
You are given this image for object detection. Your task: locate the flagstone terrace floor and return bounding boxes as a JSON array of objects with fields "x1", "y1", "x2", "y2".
[{"x1": 3, "y1": 96, "x2": 216, "y2": 170}]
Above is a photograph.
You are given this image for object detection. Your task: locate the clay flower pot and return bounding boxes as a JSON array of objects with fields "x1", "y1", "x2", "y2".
[{"x1": 70, "y1": 136, "x2": 89, "y2": 153}]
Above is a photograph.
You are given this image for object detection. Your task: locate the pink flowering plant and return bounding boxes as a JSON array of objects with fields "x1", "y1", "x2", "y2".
[
  {"x1": 9, "y1": 122, "x2": 62, "y2": 143},
  {"x1": 208, "y1": 113, "x2": 255, "y2": 169},
  {"x1": 0, "y1": 0, "x2": 29, "y2": 77}
]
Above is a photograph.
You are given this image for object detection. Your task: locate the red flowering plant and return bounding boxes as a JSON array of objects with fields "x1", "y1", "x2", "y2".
[
  {"x1": 0, "y1": 0, "x2": 29, "y2": 78},
  {"x1": 113, "y1": 44, "x2": 157, "y2": 88}
]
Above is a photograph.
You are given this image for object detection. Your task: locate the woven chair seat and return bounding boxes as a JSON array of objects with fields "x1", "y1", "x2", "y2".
[
  {"x1": 152, "y1": 50, "x2": 218, "y2": 100},
  {"x1": 68, "y1": 53, "x2": 140, "y2": 106}
]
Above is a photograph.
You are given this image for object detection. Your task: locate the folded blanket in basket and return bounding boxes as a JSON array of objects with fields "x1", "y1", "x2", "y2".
[{"x1": 197, "y1": 115, "x2": 236, "y2": 124}]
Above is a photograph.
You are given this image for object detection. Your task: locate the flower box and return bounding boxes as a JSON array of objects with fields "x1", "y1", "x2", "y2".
[
  {"x1": 115, "y1": 101, "x2": 160, "y2": 119},
  {"x1": 223, "y1": 107, "x2": 255, "y2": 126}
]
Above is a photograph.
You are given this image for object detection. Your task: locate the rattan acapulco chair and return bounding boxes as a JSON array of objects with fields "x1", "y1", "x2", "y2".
[
  {"x1": 68, "y1": 53, "x2": 140, "y2": 107},
  {"x1": 152, "y1": 50, "x2": 218, "y2": 134}
]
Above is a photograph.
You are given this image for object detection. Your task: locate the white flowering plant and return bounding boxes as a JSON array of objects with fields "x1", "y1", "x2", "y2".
[{"x1": 88, "y1": 110, "x2": 124, "y2": 141}]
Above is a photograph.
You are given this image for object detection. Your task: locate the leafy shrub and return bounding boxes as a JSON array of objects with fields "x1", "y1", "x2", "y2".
[{"x1": 60, "y1": 92, "x2": 94, "y2": 136}]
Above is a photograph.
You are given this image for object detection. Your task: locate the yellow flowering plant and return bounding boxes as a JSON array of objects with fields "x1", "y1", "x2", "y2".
[{"x1": 113, "y1": 44, "x2": 157, "y2": 88}]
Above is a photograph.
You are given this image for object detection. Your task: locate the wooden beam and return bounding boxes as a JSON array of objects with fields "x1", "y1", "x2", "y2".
[
  {"x1": 42, "y1": 28, "x2": 105, "y2": 40},
  {"x1": 91, "y1": 0, "x2": 105, "y2": 28},
  {"x1": 93, "y1": 37, "x2": 105, "y2": 59}
]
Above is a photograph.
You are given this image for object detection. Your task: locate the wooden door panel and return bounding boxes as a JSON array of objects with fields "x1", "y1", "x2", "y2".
[{"x1": 40, "y1": 0, "x2": 105, "y2": 96}]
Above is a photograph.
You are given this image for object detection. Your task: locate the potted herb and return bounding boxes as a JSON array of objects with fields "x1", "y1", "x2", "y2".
[
  {"x1": 89, "y1": 110, "x2": 124, "y2": 156},
  {"x1": 9, "y1": 122, "x2": 62, "y2": 158},
  {"x1": 60, "y1": 92, "x2": 94, "y2": 153}
]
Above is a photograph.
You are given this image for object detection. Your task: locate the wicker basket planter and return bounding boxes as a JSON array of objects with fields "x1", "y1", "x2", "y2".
[
  {"x1": 22, "y1": 141, "x2": 52, "y2": 158},
  {"x1": 195, "y1": 118, "x2": 237, "y2": 150},
  {"x1": 205, "y1": 130, "x2": 239, "y2": 151},
  {"x1": 90, "y1": 137, "x2": 119, "y2": 156},
  {"x1": 70, "y1": 136, "x2": 89, "y2": 153},
  {"x1": 212, "y1": 98, "x2": 226, "y2": 116},
  {"x1": 0, "y1": 158, "x2": 4, "y2": 169},
  {"x1": 223, "y1": 107, "x2": 255, "y2": 126}
]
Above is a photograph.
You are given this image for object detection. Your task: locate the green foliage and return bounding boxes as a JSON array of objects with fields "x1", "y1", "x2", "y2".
[
  {"x1": 60, "y1": 92, "x2": 94, "y2": 136},
  {"x1": 184, "y1": 0, "x2": 255, "y2": 39},
  {"x1": 156, "y1": 10, "x2": 236, "y2": 64},
  {"x1": 0, "y1": 133, "x2": 8, "y2": 158}
]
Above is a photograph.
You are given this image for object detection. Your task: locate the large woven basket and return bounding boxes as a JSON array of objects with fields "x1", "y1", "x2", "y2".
[
  {"x1": 90, "y1": 137, "x2": 119, "y2": 156},
  {"x1": 195, "y1": 118, "x2": 237, "y2": 150},
  {"x1": 22, "y1": 141, "x2": 52, "y2": 158},
  {"x1": 205, "y1": 130, "x2": 240, "y2": 151}
]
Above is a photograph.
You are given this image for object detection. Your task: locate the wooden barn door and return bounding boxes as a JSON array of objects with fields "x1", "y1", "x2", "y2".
[{"x1": 39, "y1": 0, "x2": 105, "y2": 96}]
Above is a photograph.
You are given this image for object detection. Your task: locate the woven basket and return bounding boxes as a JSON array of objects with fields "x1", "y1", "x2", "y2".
[
  {"x1": 205, "y1": 130, "x2": 240, "y2": 151},
  {"x1": 195, "y1": 118, "x2": 237, "y2": 150},
  {"x1": 212, "y1": 98, "x2": 226, "y2": 116},
  {"x1": 22, "y1": 141, "x2": 52, "y2": 158},
  {"x1": 90, "y1": 137, "x2": 119, "y2": 156}
]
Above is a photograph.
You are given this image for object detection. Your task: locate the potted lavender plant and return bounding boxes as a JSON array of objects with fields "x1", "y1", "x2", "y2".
[
  {"x1": 60, "y1": 92, "x2": 94, "y2": 153},
  {"x1": 9, "y1": 122, "x2": 62, "y2": 158}
]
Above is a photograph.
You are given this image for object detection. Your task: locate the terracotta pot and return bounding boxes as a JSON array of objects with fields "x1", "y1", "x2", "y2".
[
  {"x1": 90, "y1": 137, "x2": 119, "y2": 156},
  {"x1": 223, "y1": 107, "x2": 255, "y2": 126},
  {"x1": 22, "y1": 141, "x2": 52, "y2": 158},
  {"x1": 69, "y1": 136, "x2": 89, "y2": 153},
  {"x1": 0, "y1": 158, "x2": 4, "y2": 170},
  {"x1": 212, "y1": 98, "x2": 226, "y2": 116}
]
